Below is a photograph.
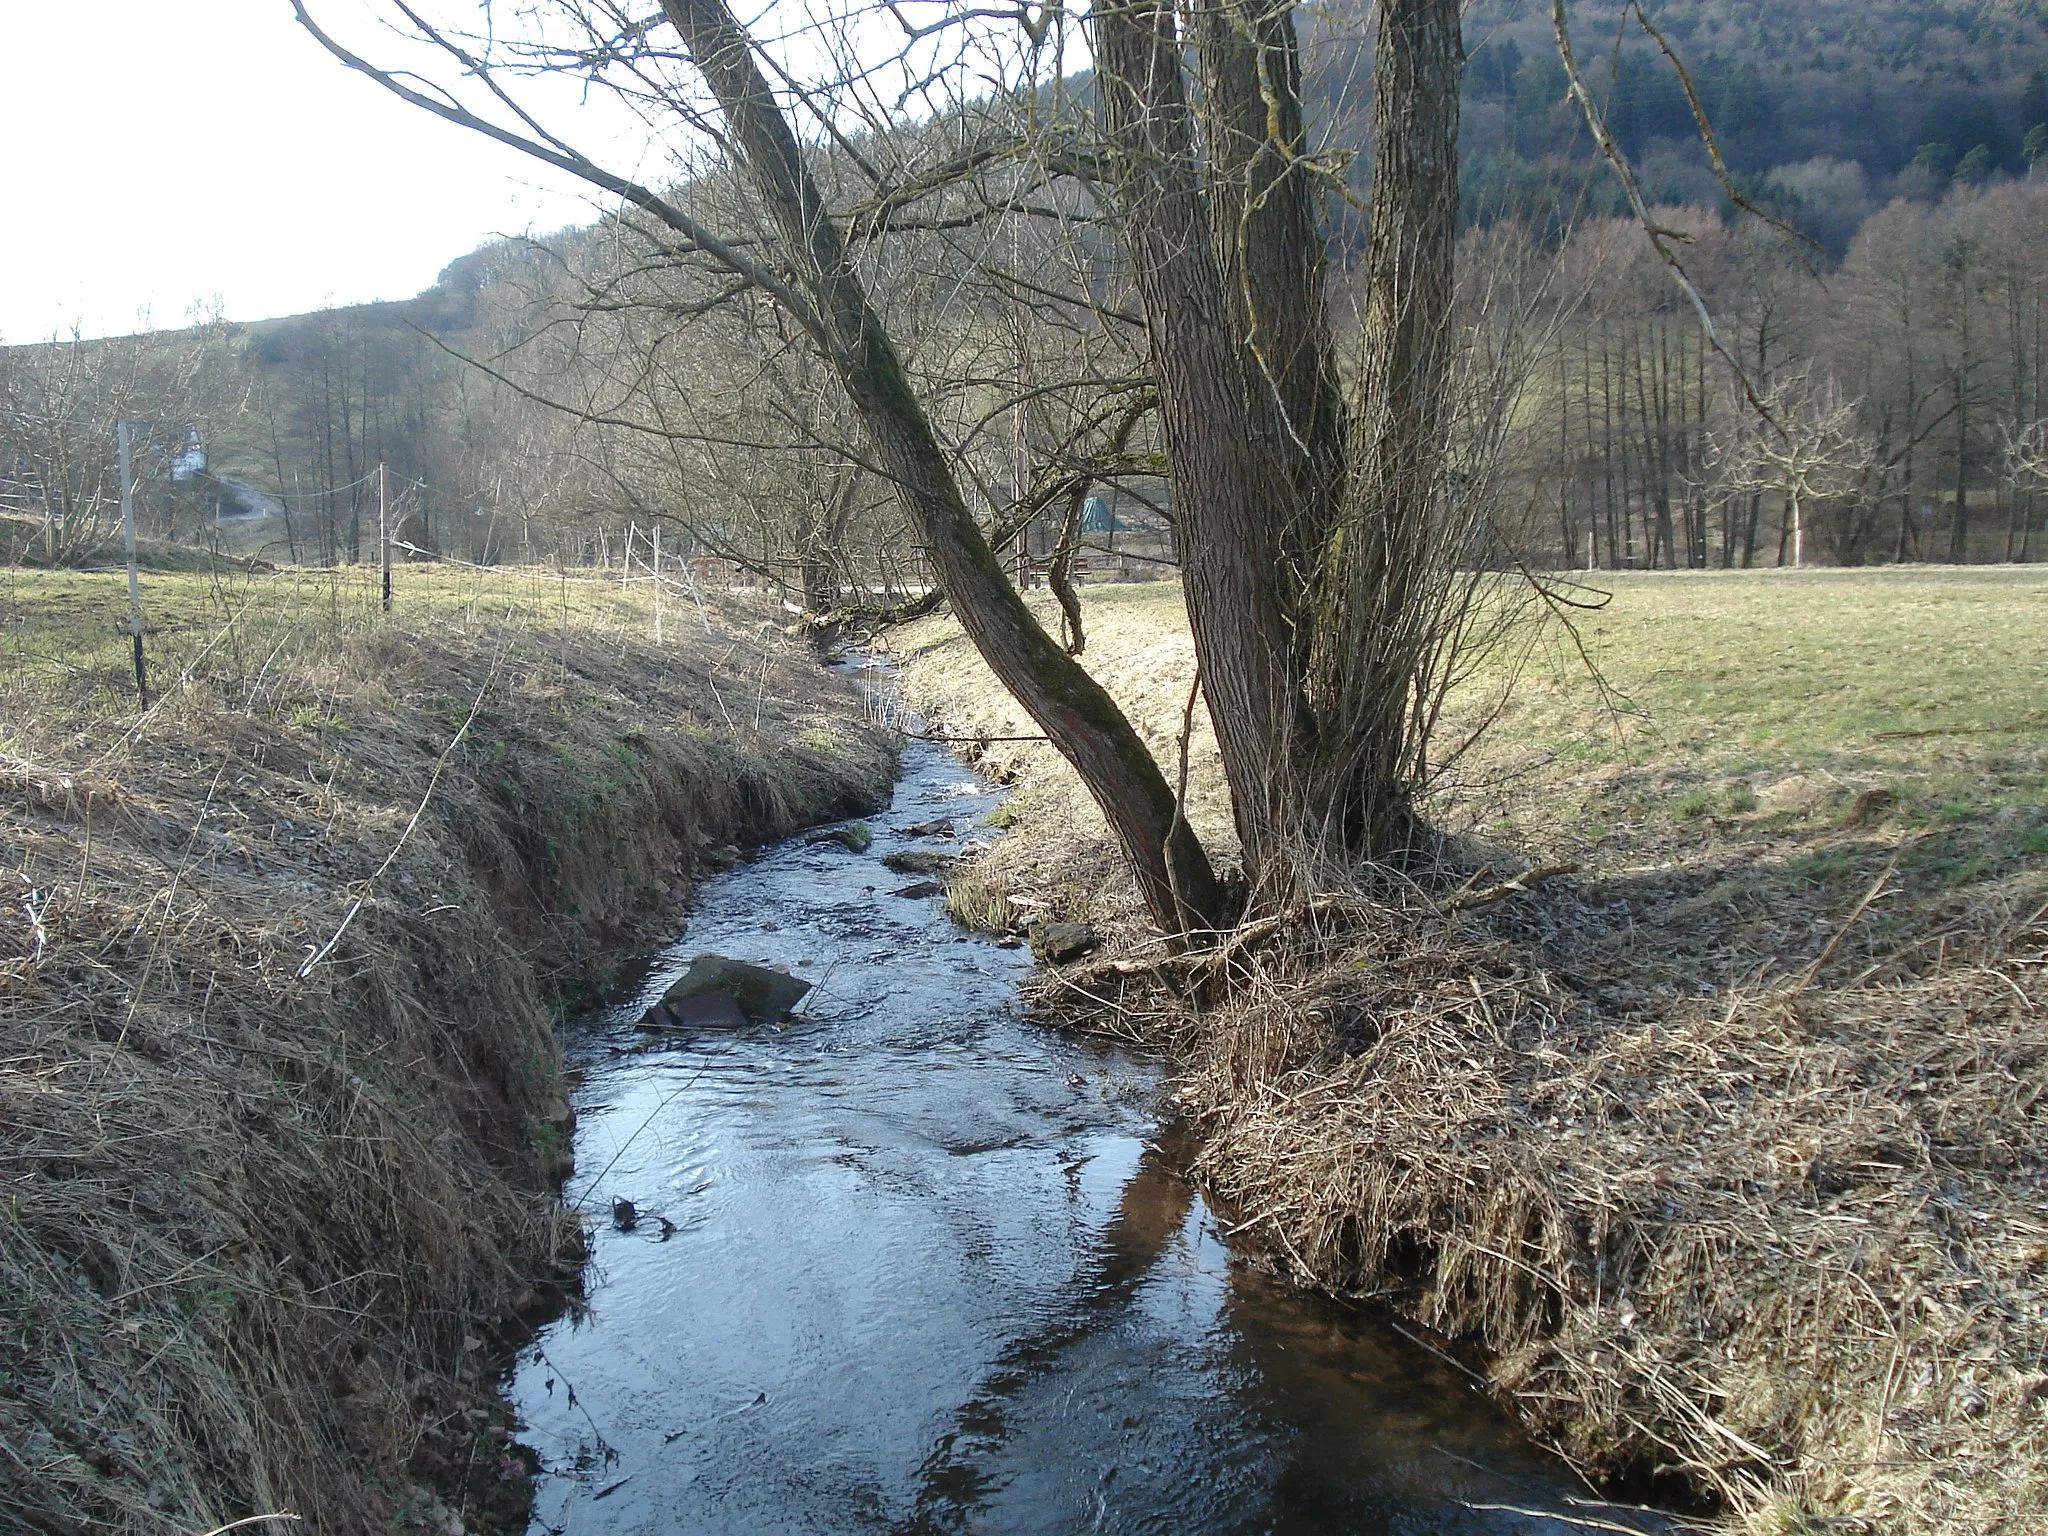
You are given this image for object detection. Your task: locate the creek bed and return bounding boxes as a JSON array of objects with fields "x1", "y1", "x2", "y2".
[{"x1": 507, "y1": 729, "x2": 1643, "y2": 1535}]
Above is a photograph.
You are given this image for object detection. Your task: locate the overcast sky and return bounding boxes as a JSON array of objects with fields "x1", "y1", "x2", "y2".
[{"x1": 0, "y1": 1, "x2": 658, "y2": 343}]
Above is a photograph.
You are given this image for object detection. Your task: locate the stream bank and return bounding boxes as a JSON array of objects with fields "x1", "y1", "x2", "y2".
[
  {"x1": 0, "y1": 572, "x2": 894, "y2": 1536},
  {"x1": 890, "y1": 581, "x2": 2048, "y2": 1536},
  {"x1": 507, "y1": 715, "x2": 1631, "y2": 1534}
]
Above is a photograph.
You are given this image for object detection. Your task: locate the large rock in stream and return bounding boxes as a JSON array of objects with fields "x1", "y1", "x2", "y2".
[
  {"x1": 1031, "y1": 922, "x2": 1100, "y2": 964},
  {"x1": 638, "y1": 955, "x2": 811, "y2": 1030},
  {"x1": 807, "y1": 821, "x2": 873, "y2": 853}
]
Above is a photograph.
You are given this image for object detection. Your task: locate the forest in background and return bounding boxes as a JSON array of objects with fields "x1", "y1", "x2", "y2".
[
  {"x1": 1456, "y1": 0, "x2": 2048, "y2": 241},
  {"x1": 6, "y1": 0, "x2": 2048, "y2": 589}
]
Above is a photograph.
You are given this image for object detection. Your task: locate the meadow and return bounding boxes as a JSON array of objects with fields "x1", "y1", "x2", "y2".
[{"x1": 1450, "y1": 566, "x2": 2048, "y2": 859}]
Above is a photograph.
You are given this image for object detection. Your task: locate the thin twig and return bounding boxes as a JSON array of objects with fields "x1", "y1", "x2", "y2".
[{"x1": 294, "y1": 653, "x2": 502, "y2": 981}]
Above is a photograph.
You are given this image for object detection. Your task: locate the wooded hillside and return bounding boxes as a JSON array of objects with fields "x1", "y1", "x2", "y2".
[
  {"x1": 6, "y1": 1, "x2": 2048, "y2": 584},
  {"x1": 1449, "y1": 0, "x2": 2048, "y2": 242}
]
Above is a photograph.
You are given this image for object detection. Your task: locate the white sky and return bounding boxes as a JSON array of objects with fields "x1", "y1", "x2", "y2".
[{"x1": 0, "y1": 0, "x2": 656, "y2": 343}]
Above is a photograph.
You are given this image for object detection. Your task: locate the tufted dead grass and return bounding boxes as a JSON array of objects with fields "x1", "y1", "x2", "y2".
[{"x1": 1, "y1": 563, "x2": 894, "y2": 1535}]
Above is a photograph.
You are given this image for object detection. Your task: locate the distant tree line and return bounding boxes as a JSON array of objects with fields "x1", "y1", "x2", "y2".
[
  {"x1": 1519, "y1": 180, "x2": 2048, "y2": 568},
  {"x1": 1446, "y1": 1, "x2": 2048, "y2": 252},
  {"x1": 6, "y1": 1, "x2": 2048, "y2": 583}
]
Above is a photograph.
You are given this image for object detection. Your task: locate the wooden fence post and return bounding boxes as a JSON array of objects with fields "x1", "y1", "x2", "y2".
[
  {"x1": 652, "y1": 522, "x2": 663, "y2": 643},
  {"x1": 116, "y1": 421, "x2": 148, "y2": 707},
  {"x1": 379, "y1": 462, "x2": 392, "y2": 612}
]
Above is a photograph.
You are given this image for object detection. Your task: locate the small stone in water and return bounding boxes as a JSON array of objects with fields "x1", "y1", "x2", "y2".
[
  {"x1": 892, "y1": 881, "x2": 944, "y2": 899},
  {"x1": 808, "y1": 822, "x2": 874, "y2": 853}
]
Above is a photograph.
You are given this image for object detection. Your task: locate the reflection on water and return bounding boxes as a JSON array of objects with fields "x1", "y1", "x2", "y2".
[{"x1": 506, "y1": 735, "x2": 1652, "y2": 1535}]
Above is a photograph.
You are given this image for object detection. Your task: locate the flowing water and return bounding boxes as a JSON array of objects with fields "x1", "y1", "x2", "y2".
[{"x1": 507, "y1": 710, "x2": 1649, "y2": 1535}]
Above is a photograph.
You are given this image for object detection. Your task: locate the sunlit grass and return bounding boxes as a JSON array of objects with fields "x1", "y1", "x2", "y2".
[
  {"x1": 1441, "y1": 566, "x2": 2048, "y2": 862},
  {"x1": 901, "y1": 565, "x2": 2048, "y2": 891},
  {"x1": 0, "y1": 560, "x2": 724, "y2": 739}
]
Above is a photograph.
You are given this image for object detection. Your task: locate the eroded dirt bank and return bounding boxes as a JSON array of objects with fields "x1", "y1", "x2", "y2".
[
  {"x1": 892, "y1": 573, "x2": 2048, "y2": 1536},
  {"x1": 0, "y1": 567, "x2": 894, "y2": 1534}
]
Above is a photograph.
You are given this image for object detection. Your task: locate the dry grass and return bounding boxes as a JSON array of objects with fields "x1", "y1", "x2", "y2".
[
  {"x1": 894, "y1": 568, "x2": 2048, "y2": 1535},
  {"x1": 894, "y1": 583, "x2": 1235, "y2": 945},
  {"x1": 1, "y1": 563, "x2": 894, "y2": 1535},
  {"x1": 1175, "y1": 888, "x2": 2046, "y2": 1534}
]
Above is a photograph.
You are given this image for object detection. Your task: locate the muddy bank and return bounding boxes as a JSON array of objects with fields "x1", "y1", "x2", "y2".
[
  {"x1": 891, "y1": 582, "x2": 2048, "y2": 1536},
  {"x1": 0, "y1": 569, "x2": 894, "y2": 1535}
]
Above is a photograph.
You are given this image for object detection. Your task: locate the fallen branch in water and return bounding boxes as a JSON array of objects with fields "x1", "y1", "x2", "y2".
[
  {"x1": 906, "y1": 730, "x2": 1052, "y2": 745},
  {"x1": 806, "y1": 588, "x2": 945, "y2": 633}
]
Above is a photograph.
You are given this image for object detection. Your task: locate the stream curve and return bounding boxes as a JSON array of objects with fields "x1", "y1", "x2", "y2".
[{"x1": 507, "y1": 713, "x2": 1644, "y2": 1535}]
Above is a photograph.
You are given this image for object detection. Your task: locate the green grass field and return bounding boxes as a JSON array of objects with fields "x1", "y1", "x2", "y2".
[
  {"x1": 1433, "y1": 568, "x2": 2048, "y2": 904},
  {"x1": 1486, "y1": 566, "x2": 2047, "y2": 800},
  {"x1": 0, "y1": 558, "x2": 709, "y2": 745},
  {"x1": 957, "y1": 566, "x2": 2048, "y2": 878}
]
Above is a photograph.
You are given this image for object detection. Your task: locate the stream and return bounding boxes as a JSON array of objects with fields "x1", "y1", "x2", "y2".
[{"x1": 506, "y1": 697, "x2": 1648, "y2": 1535}]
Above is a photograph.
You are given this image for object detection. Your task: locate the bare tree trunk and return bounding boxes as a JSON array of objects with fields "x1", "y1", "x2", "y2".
[
  {"x1": 1048, "y1": 482, "x2": 1089, "y2": 656},
  {"x1": 1601, "y1": 333, "x2": 1619, "y2": 566},
  {"x1": 1558, "y1": 339, "x2": 1575, "y2": 564},
  {"x1": 1898, "y1": 436, "x2": 1918, "y2": 561},
  {"x1": 1093, "y1": 0, "x2": 1315, "y2": 890},
  {"x1": 1304, "y1": 0, "x2": 1463, "y2": 858},
  {"x1": 1190, "y1": 0, "x2": 1348, "y2": 617},
  {"x1": 1950, "y1": 385, "x2": 1970, "y2": 562},
  {"x1": 1634, "y1": 328, "x2": 1675, "y2": 567},
  {"x1": 660, "y1": 0, "x2": 1224, "y2": 932},
  {"x1": 1049, "y1": 402, "x2": 1146, "y2": 658},
  {"x1": 799, "y1": 461, "x2": 859, "y2": 614}
]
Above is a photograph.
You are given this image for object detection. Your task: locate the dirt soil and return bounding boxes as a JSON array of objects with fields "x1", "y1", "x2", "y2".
[
  {"x1": 1, "y1": 564, "x2": 895, "y2": 1535},
  {"x1": 892, "y1": 570, "x2": 2048, "y2": 1536}
]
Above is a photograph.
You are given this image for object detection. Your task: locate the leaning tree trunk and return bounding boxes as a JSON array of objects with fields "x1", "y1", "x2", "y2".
[
  {"x1": 660, "y1": 0, "x2": 1225, "y2": 934},
  {"x1": 1305, "y1": 0, "x2": 1464, "y2": 858}
]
